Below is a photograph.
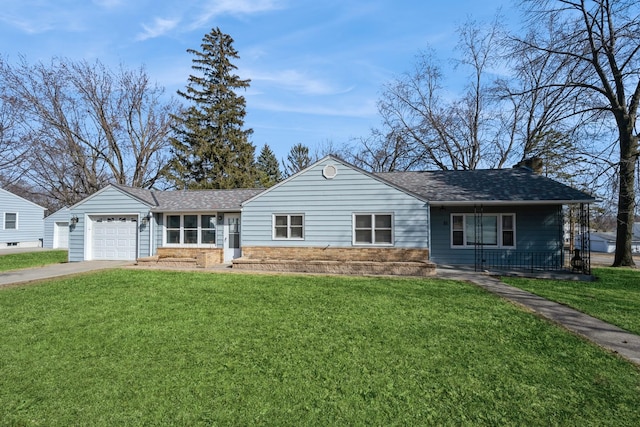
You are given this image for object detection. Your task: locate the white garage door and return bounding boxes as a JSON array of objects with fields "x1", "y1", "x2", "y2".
[
  {"x1": 53, "y1": 221, "x2": 69, "y2": 249},
  {"x1": 90, "y1": 215, "x2": 138, "y2": 260}
]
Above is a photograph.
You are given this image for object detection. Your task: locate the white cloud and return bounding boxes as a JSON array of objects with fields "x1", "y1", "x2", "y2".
[
  {"x1": 249, "y1": 98, "x2": 377, "y2": 119},
  {"x1": 247, "y1": 68, "x2": 351, "y2": 96},
  {"x1": 136, "y1": 17, "x2": 180, "y2": 41},
  {"x1": 191, "y1": 0, "x2": 282, "y2": 29}
]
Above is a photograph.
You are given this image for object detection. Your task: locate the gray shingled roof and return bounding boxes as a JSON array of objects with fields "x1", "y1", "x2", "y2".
[
  {"x1": 113, "y1": 184, "x2": 263, "y2": 211},
  {"x1": 376, "y1": 168, "x2": 595, "y2": 204},
  {"x1": 154, "y1": 188, "x2": 264, "y2": 212},
  {"x1": 112, "y1": 184, "x2": 158, "y2": 206}
]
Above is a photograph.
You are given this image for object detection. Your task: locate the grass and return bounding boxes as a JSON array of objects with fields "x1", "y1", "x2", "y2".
[
  {"x1": 0, "y1": 250, "x2": 68, "y2": 272},
  {"x1": 1, "y1": 270, "x2": 640, "y2": 426},
  {"x1": 502, "y1": 267, "x2": 640, "y2": 336}
]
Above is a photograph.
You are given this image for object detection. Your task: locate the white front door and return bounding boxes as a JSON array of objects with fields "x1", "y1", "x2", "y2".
[{"x1": 223, "y1": 213, "x2": 241, "y2": 262}]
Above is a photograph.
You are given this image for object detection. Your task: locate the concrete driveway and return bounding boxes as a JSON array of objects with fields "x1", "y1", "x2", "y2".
[{"x1": 0, "y1": 260, "x2": 131, "y2": 288}]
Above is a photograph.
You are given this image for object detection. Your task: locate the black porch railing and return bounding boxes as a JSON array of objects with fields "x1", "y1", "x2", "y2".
[{"x1": 475, "y1": 249, "x2": 590, "y2": 274}]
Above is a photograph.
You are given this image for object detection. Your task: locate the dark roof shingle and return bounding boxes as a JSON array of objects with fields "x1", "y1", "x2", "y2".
[
  {"x1": 154, "y1": 188, "x2": 264, "y2": 212},
  {"x1": 112, "y1": 184, "x2": 263, "y2": 211},
  {"x1": 376, "y1": 168, "x2": 594, "y2": 203}
]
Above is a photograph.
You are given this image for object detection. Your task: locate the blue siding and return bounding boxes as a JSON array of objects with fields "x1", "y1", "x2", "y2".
[
  {"x1": 429, "y1": 204, "x2": 564, "y2": 266},
  {"x1": 242, "y1": 159, "x2": 429, "y2": 248},
  {"x1": 0, "y1": 188, "x2": 45, "y2": 248},
  {"x1": 69, "y1": 186, "x2": 152, "y2": 261}
]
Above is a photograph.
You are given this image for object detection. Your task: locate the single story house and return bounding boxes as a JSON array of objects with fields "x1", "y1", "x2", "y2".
[
  {"x1": 577, "y1": 231, "x2": 640, "y2": 254},
  {"x1": 43, "y1": 207, "x2": 70, "y2": 249},
  {"x1": 67, "y1": 156, "x2": 595, "y2": 274},
  {"x1": 0, "y1": 188, "x2": 46, "y2": 249}
]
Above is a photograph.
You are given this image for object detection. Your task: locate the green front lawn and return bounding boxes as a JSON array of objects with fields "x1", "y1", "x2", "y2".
[
  {"x1": 503, "y1": 267, "x2": 640, "y2": 335},
  {"x1": 1, "y1": 270, "x2": 639, "y2": 426},
  {"x1": 0, "y1": 250, "x2": 68, "y2": 272}
]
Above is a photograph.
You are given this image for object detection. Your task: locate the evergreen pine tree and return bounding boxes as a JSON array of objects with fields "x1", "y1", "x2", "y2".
[
  {"x1": 166, "y1": 27, "x2": 257, "y2": 189},
  {"x1": 255, "y1": 144, "x2": 282, "y2": 187},
  {"x1": 283, "y1": 143, "x2": 313, "y2": 177}
]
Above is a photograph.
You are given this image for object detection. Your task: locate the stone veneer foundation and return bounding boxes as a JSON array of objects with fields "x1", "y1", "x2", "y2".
[{"x1": 232, "y1": 246, "x2": 436, "y2": 276}]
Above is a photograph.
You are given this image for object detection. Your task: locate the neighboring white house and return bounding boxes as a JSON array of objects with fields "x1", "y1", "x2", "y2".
[
  {"x1": 44, "y1": 207, "x2": 70, "y2": 249},
  {"x1": 578, "y1": 229, "x2": 640, "y2": 253},
  {"x1": 0, "y1": 188, "x2": 46, "y2": 249}
]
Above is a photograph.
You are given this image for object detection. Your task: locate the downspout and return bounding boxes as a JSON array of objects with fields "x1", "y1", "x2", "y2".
[
  {"x1": 149, "y1": 213, "x2": 154, "y2": 257},
  {"x1": 426, "y1": 202, "x2": 431, "y2": 259}
]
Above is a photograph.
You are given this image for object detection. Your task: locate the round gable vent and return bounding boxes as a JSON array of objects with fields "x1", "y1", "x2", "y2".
[{"x1": 323, "y1": 164, "x2": 338, "y2": 179}]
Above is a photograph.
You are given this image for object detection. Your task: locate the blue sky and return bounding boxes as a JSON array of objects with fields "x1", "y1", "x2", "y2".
[{"x1": 0, "y1": 0, "x2": 517, "y2": 162}]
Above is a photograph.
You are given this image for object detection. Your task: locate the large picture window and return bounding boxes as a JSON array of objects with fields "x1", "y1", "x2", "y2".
[
  {"x1": 273, "y1": 214, "x2": 304, "y2": 240},
  {"x1": 4, "y1": 213, "x2": 17, "y2": 230},
  {"x1": 165, "y1": 213, "x2": 217, "y2": 246},
  {"x1": 451, "y1": 213, "x2": 515, "y2": 248},
  {"x1": 353, "y1": 213, "x2": 393, "y2": 245}
]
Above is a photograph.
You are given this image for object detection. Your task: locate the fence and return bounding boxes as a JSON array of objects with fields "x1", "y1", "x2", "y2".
[{"x1": 476, "y1": 249, "x2": 590, "y2": 274}]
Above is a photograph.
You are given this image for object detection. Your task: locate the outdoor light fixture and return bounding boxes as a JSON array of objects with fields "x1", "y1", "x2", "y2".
[
  {"x1": 142, "y1": 212, "x2": 152, "y2": 225},
  {"x1": 71, "y1": 215, "x2": 79, "y2": 224}
]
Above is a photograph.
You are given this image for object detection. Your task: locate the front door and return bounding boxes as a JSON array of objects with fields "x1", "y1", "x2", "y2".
[{"x1": 224, "y1": 213, "x2": 241, "y2": 262}]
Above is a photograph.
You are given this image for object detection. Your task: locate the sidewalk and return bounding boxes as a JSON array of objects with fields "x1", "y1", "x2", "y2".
[
  {"x1": 0, "y1": 261, "x2": 131, "y2": 288},
  {"x1": 438, "y1": 267, "x2": 640, "y2": 367}
]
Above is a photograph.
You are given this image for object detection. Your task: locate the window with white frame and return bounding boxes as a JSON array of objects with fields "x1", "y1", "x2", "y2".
[
  {"x1": 165, "y1": 213, "x2": 217, "y2": 245},
  {"x1": 451, "y1": 213, "x2": 515, "y2": 248},
  {"x1": 4, "y1": 213, "x2": 17, "y2": 230},
  {"x1": 273, "y1": 214, "x2": 304, "y2": 239},
  {"x1": 353, "y1": 213, "x2": 393, "y2": 245}
]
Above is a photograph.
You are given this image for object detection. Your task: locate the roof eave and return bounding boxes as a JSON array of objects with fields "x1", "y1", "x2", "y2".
[
  {"x1": 430, "y1": 199, "x2": 596, "y2": 206},
  {"x1": 150, "y1": 208, "x2": 243, "y2": 213}
]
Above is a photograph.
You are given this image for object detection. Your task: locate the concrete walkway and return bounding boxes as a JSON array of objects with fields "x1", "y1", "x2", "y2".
[
  {"x1": 0, "y1": 261, "x2": 131, "y2": 288},
  {"x1": 438, "y1": 268, "x2": 640, "y2": 367}
]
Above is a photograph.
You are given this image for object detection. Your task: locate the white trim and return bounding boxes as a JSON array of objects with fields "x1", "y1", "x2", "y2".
[
  {"x1": 352, "y1": 212, "x2": 394, "y2": 246},
  {"x1": 3, "y1": 212, "x2": 18, "y2": 230},
  {"x1": 272, "y1": 213, "x2": 305, "y2": 240},
  {"x1": 162, "y1": 212, "x2": 218, "y2": 248},
  {"x1": 450, "y1": 213, "x2": 516, "y2": 249},
  {"x1": 84, "y1": 213, "x2": 140, "y2": 261},
  {"x1": 322, "y1": 164, "x2": 338, "y2": 179}
]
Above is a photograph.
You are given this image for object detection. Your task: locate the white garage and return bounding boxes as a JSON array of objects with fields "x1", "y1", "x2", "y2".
[
  {"x1": 53, "y1": 222, "x2": 69, "y2": 248},
  {"x1": 89, "y1": 215, "x2": 138, "y2": 260}
]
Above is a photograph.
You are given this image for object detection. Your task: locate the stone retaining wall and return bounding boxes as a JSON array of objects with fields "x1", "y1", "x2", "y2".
[
  {"x1": 240, "y1": 246, "x2": 430, "y2": 262},
  {"x1": 233, "y1": 246, "x2": 435, "y2": 276},
  {"x1": 154, "y1": 247, "x2": 223, "y2": 268}
]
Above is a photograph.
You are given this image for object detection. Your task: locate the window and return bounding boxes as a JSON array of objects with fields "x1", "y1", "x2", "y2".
[
  {"x1": 353, "y1": 213, "x2": 393, "y2": 245},
  {"x1": 165, "y1": 213, "x2": 217, "y2": 246},
  {"x1": 4, "y1": 213, "x2": 17, "y2": 230},
  {"x1": 451, "y1": 213, "x2": 515, "y2": 248},
  {"x1": 273, "y1": 214, "x2": 304, "y2": 240}
]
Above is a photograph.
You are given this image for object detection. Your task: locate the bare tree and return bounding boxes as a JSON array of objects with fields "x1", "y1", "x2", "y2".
[
  {"x1": 0, "y1": 57, "x2": 179, "y2": 207},
  {"x1": 491, "y1": 22, "x2": 591, "y2": 181},
  {"x1": 362, "y1": 19, "x2": 514, "y2": 171},
  {"x1": 517, "y1": 0, "x2": 639, "y2": 267},
  {"x1": 0, "y1": 85, "x2": 28, "y2": 185}
]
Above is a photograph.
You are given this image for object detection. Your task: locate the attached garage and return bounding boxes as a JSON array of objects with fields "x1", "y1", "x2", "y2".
[{"x1": 88, "y1": 215, "x2": 138, "y2": 260}]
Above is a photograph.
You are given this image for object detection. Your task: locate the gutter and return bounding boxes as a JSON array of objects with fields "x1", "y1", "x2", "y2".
[{"x1": 430, "y1": 199, "x2": 596, "y2": 206}]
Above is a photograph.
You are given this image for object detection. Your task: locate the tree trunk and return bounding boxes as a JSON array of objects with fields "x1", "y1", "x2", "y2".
[{"x1": 612, "y1": 125, "x2": 637, "y2": 267}]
